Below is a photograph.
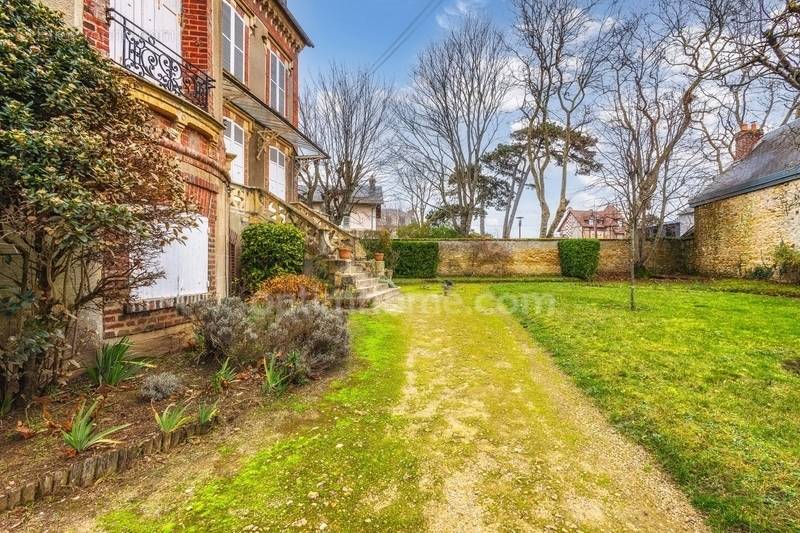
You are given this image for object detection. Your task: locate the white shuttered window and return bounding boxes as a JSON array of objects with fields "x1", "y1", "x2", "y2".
[
  {"x1": 136, "y1": 216, "x2": 209, "y2": 300},
  {"x1": 222, "y1": 0, "x2": 245, "y2": 82}
]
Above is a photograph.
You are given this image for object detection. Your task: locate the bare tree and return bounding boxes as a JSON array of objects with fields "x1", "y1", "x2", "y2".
[
  {"x1": 298, "y1": 64, "x2": 394, "y2": 225},
  {"x1": 729, "y1": 0, "x2": 800, "y2": 91},
  {"x1": 513, "y1": 0, "x2": 612, "y2": 237},
  {"x1": 394, "y1": 16, "x2": 511, "y2": 235},
  {"x1": 396, "y1": 165, "x2": 435, "y2": 225},
  {"x1": 596, "y1": 1, "x2": 731, "y2": 309}
]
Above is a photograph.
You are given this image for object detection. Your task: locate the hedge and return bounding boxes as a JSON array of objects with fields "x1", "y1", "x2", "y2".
[
  {"x1": 558, "y1": 239, "x2": 600, "y2": 280},
  {"x1": 240, "y1": 223, "x2": 305, "y2": 291},
  {"x1": 392, "y1": 240, "x2": 440, "y2": 278}
]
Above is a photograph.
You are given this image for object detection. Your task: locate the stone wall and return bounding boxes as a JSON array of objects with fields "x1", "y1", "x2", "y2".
[
  {"x1": 693, "y1": 181, "x2": 800, "y2": 276},
  {"x1": 436, "y1": 239, "x2": 687, "y2": 277}
]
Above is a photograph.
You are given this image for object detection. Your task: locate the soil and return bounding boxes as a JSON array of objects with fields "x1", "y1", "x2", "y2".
[{"x1": 0, "y1": 353, "x2": 264, "y2": 500}]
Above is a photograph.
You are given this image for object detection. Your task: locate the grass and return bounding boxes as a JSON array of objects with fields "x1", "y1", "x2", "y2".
[
  {"x1": 492, "y1": 280, "x2": 800, "y2": 532},
  {"x1": 99, "y1": 311, "x2": 426, "y2": 532}
]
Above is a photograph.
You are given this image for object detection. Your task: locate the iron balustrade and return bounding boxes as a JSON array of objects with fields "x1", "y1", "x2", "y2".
[{"x1": 106, "y1": 9, "x2": 214, "y2": 110}]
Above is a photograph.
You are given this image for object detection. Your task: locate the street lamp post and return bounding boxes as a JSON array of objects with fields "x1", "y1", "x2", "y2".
[{"x1": 516, "y1": 216, "x2": 524, "y2": 239}]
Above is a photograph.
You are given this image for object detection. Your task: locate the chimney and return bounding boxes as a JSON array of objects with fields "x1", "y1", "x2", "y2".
[
  {"x1": 733, "y1": 122, "x2": 763, "y2": 162},
  {"x1": 368, "y1": 175, "x2": 376, "y2": 192}
]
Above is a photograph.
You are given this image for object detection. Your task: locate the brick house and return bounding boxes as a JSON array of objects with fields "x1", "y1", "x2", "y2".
[
  {"x1": 556, "y1": 205, "x2": 627, "y2": 239},
  {"x1": 45, "y1": 0, "x2": 230, "y2": 354},
  {"x1": 690, "y1": 121, "x2": 800, "y2": 276},
  {"x1": 221, "y1": 0, "x2": 336, "y2": 287}
]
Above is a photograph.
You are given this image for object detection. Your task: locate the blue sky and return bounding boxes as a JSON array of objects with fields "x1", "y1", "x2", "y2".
[{"x1": 289, "y1": 0, "x2": 606, "y2": 237}]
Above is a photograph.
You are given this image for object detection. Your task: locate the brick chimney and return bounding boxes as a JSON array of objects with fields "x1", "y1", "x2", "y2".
[{"x1": 733, "y1": 122, "x2": 763, "y2": 162}]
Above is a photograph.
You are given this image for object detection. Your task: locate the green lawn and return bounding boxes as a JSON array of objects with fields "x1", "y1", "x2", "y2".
[{"x1": 492, "y1": 281, "x2": 800, "y2": 532}]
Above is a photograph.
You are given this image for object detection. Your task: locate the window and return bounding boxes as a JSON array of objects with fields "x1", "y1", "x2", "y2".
[
  {"x1": 136, "y1": 216, "x2": 209, "y2": 300},
  {"x1": 223, "y1": 117, "x2": 245, "y2": 185},
  {"x1": 270, "y1": 50, "x2": 288, "y2": 116},
  {"x1": 222, "y1": 0, "x2": 245, "y2": 82},
  {"x1": 268, "y1": 146, "x2": 286, "y2": 200}
]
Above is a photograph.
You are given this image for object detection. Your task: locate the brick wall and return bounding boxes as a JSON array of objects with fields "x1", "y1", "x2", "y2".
[
  {"x1": 435, "y1": 239, "x2": 686, "y2": 277},
  {"x1": 82, "y1": 0, "x2": 108, "y2": 53},
  {"x1": 693, "y1": 181, "x2": 800, "y2": 276},
  {"x1": 182, "y1": 0, "x2": 211, "y2": 71}
]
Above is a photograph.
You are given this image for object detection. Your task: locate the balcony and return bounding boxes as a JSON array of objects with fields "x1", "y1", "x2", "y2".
[{"x1": 106, "y1": 9, "x2": 214, "y2": 111}]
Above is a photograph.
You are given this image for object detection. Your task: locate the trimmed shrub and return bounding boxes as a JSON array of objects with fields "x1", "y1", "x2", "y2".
[
  {"x1": 240, "y1": 223, "x2": 305, "y2": 291},
  {"x1": 140, "y1": 372, "x2": 182, "y2": 401},
  {"x1": 249, "y1": 274, "x2": 327, "y2": 307},
  {"x1": 392, "y1": 240, "x2": 440, "y2": 278},
  {"x1": 558, "y1": 239, "x2": 600, "y2": 280},
  {"x1": 266, "y1": 302, "x2": 349, "y2": 380},
  {"x1": 746, "y1": 265, "x2": 774, "y2": 281}
]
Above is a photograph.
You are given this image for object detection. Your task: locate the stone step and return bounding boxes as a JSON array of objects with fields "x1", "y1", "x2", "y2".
[{"x1": 332, "y1": 286, "x2": 400, "y2": 309}]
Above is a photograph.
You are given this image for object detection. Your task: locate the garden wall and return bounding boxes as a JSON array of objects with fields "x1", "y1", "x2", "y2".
[{"x1": 435, "y1": 238, "x2": 688, "y2": 277}]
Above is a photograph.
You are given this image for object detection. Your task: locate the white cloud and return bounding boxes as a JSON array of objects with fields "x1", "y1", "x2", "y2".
[{"x1": 436, "y1": 0, "x2": 486, "y2": 29}]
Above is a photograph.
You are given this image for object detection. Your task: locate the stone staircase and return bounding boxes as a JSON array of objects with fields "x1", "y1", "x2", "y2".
[{"x1": 328, "y1": 258, "x2": 400, "y2": 308}]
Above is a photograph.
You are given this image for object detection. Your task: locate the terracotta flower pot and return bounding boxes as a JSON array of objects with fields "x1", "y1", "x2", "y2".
[
  {"x1": 374, "y1": 252, "x2": 385, "y2": 262},
  {"x1": 338, "y1": 247, "x2": 352, "y2": 260}
]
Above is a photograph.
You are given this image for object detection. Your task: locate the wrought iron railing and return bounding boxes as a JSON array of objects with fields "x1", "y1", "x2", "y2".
[{"x1": 106, "y1": 9, "x2": 214, "y2": 110}]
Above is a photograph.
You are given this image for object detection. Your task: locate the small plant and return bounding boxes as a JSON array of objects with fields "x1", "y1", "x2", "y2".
[
  {"x1": 773, "y1": 241, "x2": 800, "y2": 282},
  {"x1": 746, "y1": 265, "x2": 774, "y2": 281},
  {"x1": 62, "y1": 399, "x2": 130, "y2": 453},
  {"x1": 139, "y1": 372, "x2": 182, "y2": 401},
  {"x1": 249, "y1": 274, "x2": 327, "y2": 307},
  {"x1": 262, "y1": 354, "x2": 290, "y2": 397},
  {"x1": 153, "y1": 403, "x2": 191, "y2": 433},
  {"x1": 87, "y1": 337, "x2": 151, "y2": 387},
  {"x1": 266, "y1": 302, "x2": 349, "y2": 380},
  {"x1": 179, "y1": 298, "x2": 257, "y2": 363},
  {"x1": 198, "y1": 400, "x2": 219, "y2": 426},
  {"x1": 212, "y1": 358, "x2": 237, "y2": 392}
]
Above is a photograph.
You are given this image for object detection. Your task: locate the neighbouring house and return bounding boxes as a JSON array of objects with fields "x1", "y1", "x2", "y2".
[
  {"x1": 691, "y1": 121, "x2": 800, "y2": 276},
  {"x1": 646, "y1": 209, "x2": 695, "y2": 239},
  {"x1": 556, "y1": 205, "x2": 627, "y2": 239},
  {"x1": 44, "y1": 0, "x2": 229, "y2": 354},
  {"x1": 378, "y1": 207, "x2": 415, "y2": 235},
  {"x1": 306, "y1": 177, "x2": 385, "y2": 233}
]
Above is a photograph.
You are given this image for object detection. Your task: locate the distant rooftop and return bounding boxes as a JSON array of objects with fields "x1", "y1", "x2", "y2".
[
  {"x1": 691, "y1": 119, "x2": 800, "y2": 207},
  {"x1": 305, "y1": 183, "x2": 384, "y2": 205}
]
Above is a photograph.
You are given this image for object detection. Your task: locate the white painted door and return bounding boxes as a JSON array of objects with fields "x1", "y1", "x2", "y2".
[{"x1": 269, "y1": 146, "x2": 286, "y2": 201}]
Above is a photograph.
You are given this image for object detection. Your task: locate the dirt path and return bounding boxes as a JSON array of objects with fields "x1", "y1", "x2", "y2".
[
  {"x1": 2, "y1": 284, "x2": 707, "y2": 532},
  {"x1": 387, "y1": 284, "x2": 707, "y2": 532}
]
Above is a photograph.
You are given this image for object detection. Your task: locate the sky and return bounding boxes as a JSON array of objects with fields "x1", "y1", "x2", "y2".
[{"x1": 289, "y1": 0, "x2": 609, "y2": 237}]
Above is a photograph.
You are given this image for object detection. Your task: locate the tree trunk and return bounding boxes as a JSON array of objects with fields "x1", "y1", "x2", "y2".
[{"x1": 629, "y1": 223, "x2": 637, "y2": 311}]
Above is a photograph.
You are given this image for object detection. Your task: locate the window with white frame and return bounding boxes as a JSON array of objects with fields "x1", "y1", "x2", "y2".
[
  {"x1": 136, "y1": 216, "x2": 209, "y2": 300},
  {"x1": 268, "y1": 146, "x2": 286, "y2": 200},
  {"x1": 270, "y1": 50, "x2": 288, "y2": 116},
  {"x1": 223, "y1": 117, "x2": 245, "y2": 185},
  {"x1": 222, "y1": 0, "x2": 245, "y2": 82}
]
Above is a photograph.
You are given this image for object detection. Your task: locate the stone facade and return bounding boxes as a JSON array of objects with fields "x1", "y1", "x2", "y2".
[
  {"x1": 436, "y1": 239, "x2": 686, "y2": 277},
  {"x1": 693, "y1": 180, "x2": 800, "y2": 276}
]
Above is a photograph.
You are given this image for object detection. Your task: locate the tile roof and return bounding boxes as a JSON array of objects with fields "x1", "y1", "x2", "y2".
[
  {"x1": 559, "y1": 205, "x2": 625, "y2": 234},
  {"x1": 691, "y1": 119, "x2": 800, "y2": 207}
]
